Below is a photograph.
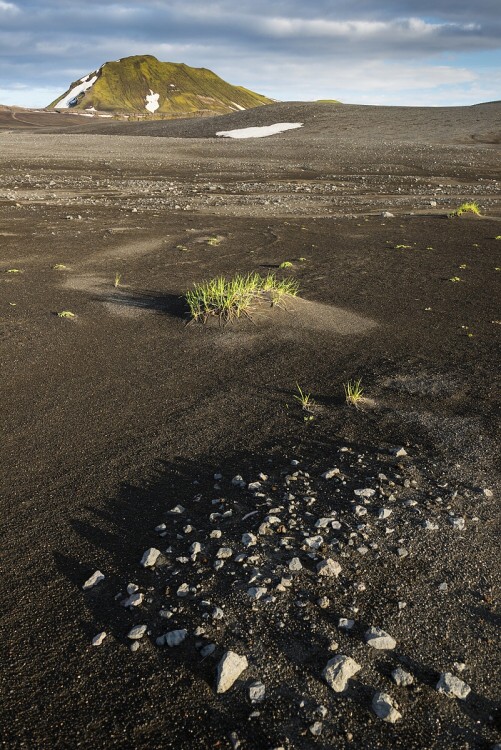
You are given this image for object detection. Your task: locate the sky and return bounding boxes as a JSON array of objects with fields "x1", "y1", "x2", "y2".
[{"x1": 0, "y1": 0, "x2": 500, "y2": 108}]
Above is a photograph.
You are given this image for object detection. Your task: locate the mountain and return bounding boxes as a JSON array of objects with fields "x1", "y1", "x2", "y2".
[{"x1": 48, "y1": 55, "x2": 273, "y2": 117}]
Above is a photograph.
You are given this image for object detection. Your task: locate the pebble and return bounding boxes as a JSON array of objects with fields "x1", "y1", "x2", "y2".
[
  {"x1": 92, "y1": 632, "x2": 107, "y2": 646},
  {"x1": 140, "y1": 548, "x2": 161, "y2": 568},
  {"x1": 316, "y1": 559, "x2": 342, "y2": 577},
  {"x1": 354, "y1": 488, "x2": 376, "y2": 499},
  {"x1": 322, "y1": 468, "x2": 340, "y2": 479},
  {"x1": 122, "y1": 592, "x2": 144, "y2": 608},
  {"x1": 127, "y1": 624, "x2": 147, "y2": 640},
  {"x1": 168, "y1": 505, "x2": 186, "y2": 514},
  {"x1": 248, "y1": 680, "x2": 266, "y2": 703},
  {"x1": 378, "y1": 508, "x2": 392, "y2": 519},
  {"x1": 436, "y1": 672, "x2": 471, "y2": 700},
  {"x1": 382, "y1": 211, "x2": 394, "y2": 218},
  {"x1": 309, "y1": 722, "x2": 323, "y2": 736},
  {"x1": 82, "y1": 570, "x2": 105, "y2": 590},
  {"x1": 317, "y1": 596, "x2": 330, "y2": 608},
  {"x1": 247, "y1": 587, "x2": 267, "y2": 600},
  {"x1": 289, "y1": 557, "x2": 303, "y2": 571},
  {"x1": 323, "y1": 655, "x2": 361, "y2": 692},
  {"x1": 216, "y1": 651, "x2": 248, "y2": 693},
  {"x1": 391, "y1": 447, "x2": 408, "y2": 457},
  {"x1": 423, "y1": 520, "x2": 439, "y2": 530},
  {"x1": 177, "y1": 583, "x2": 190, "y2": 597},
  {"x1": 130, "y1": 641, "x2": 140, "y2": 652},
  {"x1": 338, "y1": 618, "x2": 355, "y2": 630},
  {"x1": 200, "y1": 643, "x2": 216, "y2": 658},
  {"x1": 449, "y1": 516, "x2": 465, "y2": 530},
  {"x1": 372, "y1": 692, "x2": 402, "y2": 723},
  {"x1": 392, "y1": 666, "x2": 414, "y2": 686},
  {"x1": 242, "y1": 533, "x2": 257, "y2": 547},
  {"x1": 165, "y1": 629, "x2": 188, "y2": 647},
  {"x1": 365, "y1": 626, "x2": 397, "y2": 650}
]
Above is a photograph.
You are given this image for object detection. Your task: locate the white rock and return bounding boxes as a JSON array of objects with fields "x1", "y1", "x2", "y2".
[
  {"x1": 365, "y1": 626, "x2": 396, "y2": 650},
  {"x1": 392, "y1": 667, "x2": 414, "y2": 686},
  {"x1": 248, "y1": 481, "x2": 262, "y2": 491},
  {"x1": 127, "y1": 583, "x2": 139, "y2": 594},
  {"x1": 247, "y1": 587, "x2": 267, "y2": 600},
  {"x1": 449, "y1": 516, "x2": 465, "y2": 531},
  {"x1": 210, "y1": 530, "x2": 222, "y2": 538},
  {"x1": 436, "y1": 672, "x2": 471, "y2": 700},
  {"x1": 423, "y1": 520, "x2": 439, "y2": 530},
  {"x1": 382, "y1": 211, "x2": 394, "y2": 218},
  {"x1": 216, "y1": 547, "x2": 233, "y2": 559},
  {"x1": 127, "y1": 624, "x2": 147, "y2": 640},
  {"x1": 92, "y1": 632, "x2": 107, "y2": 646},
  {"x1": 140, "y1": 548, "x2": 161, "y2": 568},
  {"x1": 372, "y1": 692, "x2": 402, "y2": 723},
  {"x1": 190, "y1": 541, "x2": 202, "y2": 555},
  {"x1": 122, "y1": 592, "x2": 144, "y2": 608},
  {"x1": 309, "y1": 722, "x2": 323, "y2": 736},
  {"x1": 154, "y1": 524, "x2": 166, "y2": 532},
  {"x1": 316, "y1": 559, "x2": 342, "y2": 577},
  {"x1": 249, "y1": 680, "x2": 266, "y2": 703},
  {"x1": 322, "y1": 655, "x2": 361, "y2": 692},
  {"x1": 391, "y1": 447, "x2": 407, "y2": 457},
  {"x1": 168, "y1": 504, "x2": 186, "y2": 514},
  {"x1": 304, "y1": 535, "x2": 323, "y2": 549},
  {"x1": 354, "y1": 488, "x2": 376, "y2": 499},
  {"x1": 288, "y1": 557, "x2": 303, "y2": 571},
  {"x1": 216, "y1": 651, "x2": 248, "y2": 693},
  {"x1": 483, "y1": 488, "x2": 493, "y2": 498},
  {"x1": 378, "y1": 508, "x2": 392, "y2": 519},
  {"x1": 338, "y1": 618, "x2": 355, "y2": 630},
  {"x1": 322, "y1": 468, "x2": 340, "y2": 479},
  {"x1": 231, "y1": 475, "x2": 246, "y2": 488},
  {"x1": 354, "y1": 505, "x2": 367, "y2": 517},
  {"x1": 242, "y1": 533, "x2": 257, "y2": 547},
  {"x1": 82, "y1": 570, "x2": 105, "y2": 590},
  {"x1": 315, "y1": 517, "x2": 336, "y2": 528},
  {"x1": 165, "y1": 629, "x2": 187, "y2": 647},
  {"x1": 177, "y1": 583, "x2": 190, "y2": 597}
]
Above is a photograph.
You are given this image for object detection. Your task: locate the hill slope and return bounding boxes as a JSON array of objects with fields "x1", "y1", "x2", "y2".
[{"x1": 48, "y1": 55, "x2": 273, "y2": 116}]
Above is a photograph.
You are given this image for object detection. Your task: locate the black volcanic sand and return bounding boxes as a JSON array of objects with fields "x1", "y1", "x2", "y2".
[{"x1": 0, "y1": 103, "x2": 500, "y2": 750}]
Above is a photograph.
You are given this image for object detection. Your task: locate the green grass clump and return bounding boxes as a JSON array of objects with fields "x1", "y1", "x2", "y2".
[
  {"x1": 293, "y1": 383, "x2": 315, "y2": 413},
  {"x1": 279, "y1": 261, "x2": 293, "y2": 269},
  {"x1": 344, "y1": 379, "x2": 365, "y2": 409},
  {"x1": 449, "y1": 202, "x2": 481, "y2": 217},
  {"x1": 57, "y1": 310, "x2": 76, "y2": 319},
  {"x1": 185, "y1": 272, "x2": 299, "y2": 323}
]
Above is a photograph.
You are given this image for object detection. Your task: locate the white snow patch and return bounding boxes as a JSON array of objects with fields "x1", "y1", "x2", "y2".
[
  {"x1": 230, "y1": 102, "x2": 246, "y2": 111},
  {"x1": 56, "y1": 75, "x2": 98, "y2": 108},
  {"x1": 145, "y1": 90, "x2": 160, "y2": 113},
  {"x1": 216, "y1": 122, "x2": 303, "y2": 139}
]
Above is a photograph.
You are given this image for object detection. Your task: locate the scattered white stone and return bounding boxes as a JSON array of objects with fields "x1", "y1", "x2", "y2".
[
  {"x1": 249, "y1": 681, "x2": 266, "y2": 703},
  {"x1": 177, "y1": 583, "x2": 190, "y2": 597},
  {"x1": 216, "y1": 547, "x2": 233, "y2": 559},
  {"x1": 372, "y1": 692, "x2": 402, "y2": 723},
  {"x1": 216, "y1": 651, "x2": 248, "y2": 693},
  {"x1": 127, "y1": 624, "x2": 147, "y2": 640},
  {"x1": 365, "y1": 627, "x2": 396, "y2": 650},
  {"x1": 82, "y1": 570, "x2": 105, "y2": 590},
  {"x1": 397, "y1": 547, "x2": 409, "y2": 558},
  {"x1": 210, "y1": 530, "x2": 222, "y2": 538},
  {"x1": 436, "y1": 672, "x2": 471, "y2": 700},
  {"x1": 154, "y1": 523, "x2": 166, "y2": 532},
  {"x1": 168, "y1": 504, "x2": 186, "y2": 514},
  {"x1": 248, "y1": 481, "x2": 262, "y2": 491},
  {"x1": 309, "y1": 722, "x2": 323, "y2": 736},
  {"x1": 288, "y1": 557, "x2": 303, "y2": 571},
  {"x1": 92, "y1": 632, "x2": 107, "y2": 646},
  {"x1": 449, "y1": 516, "x2": 465, "y2": 531},
  {"x1": 322, "y1": 468, "x2": 340, "y2": 479},
  {"x1": 315, "y1": 517, "x2": 336, "y2": 528},
  {"x1": 354, "y1": 505, "x2": 368, "y2": 517},
  {"x1": 231, "y1": 475, "x2": 246, "y2": 488},
  {"x1": 190, "y1": 541, "x2": 202, "y2": 556},
  {"x1": 165, "y1": 629, "x2": 188, "y2": 647},
  {"x1": 382, "y1": 211, "x2": 394, "y2": 218},
  {"x1": 483, "y1": 488, "x2": 493, "y2": 498},
  {"x1": 453, "y1": 662, "x2": 466, "y2": 673},
  {"x1": 378, "y1": 508, "x2": 392, "y2": 519},
  {"x1": 354, "y1": 488, "x2": 376, "y2": 499},
  {"x1": 423, "y1": 520, "x2": 439, "y2": 530},
  {"x1": 316, "y1": 559, "x2": 342, "y2": 577},
  {"x1": 322, "y1": 655, "x2": 361, "y2": 692},
  {"x1": 130, "y1": 641, "x2": 140, "y2": 652},
  {"x1": 392, "y1": 667, "x2": 414, "y2": 686},
  {"x1": 338, "y1": 618, "x2": 355, "y2": 630},
  {"x1": 391, "y1": 447, "x2": 408, "y2": 457},
  {"x1": 127, "y1": 583, "x2": 139, "y2": 594},
  {"x1": 247, "y1": 587, "x2": 267, "y2": 600},
  {"x1": 242, "y1": 533, "x2": 257, "y2": 547},
  {"x1": 305, "y1": 535, "x2": 323, "y2": 550},
  {"x1": 140, "y1": 548, "x2": 161, "y2": 568},
  {"x1": 122, "y1": 592, "x2": 144, "y2": 608}
]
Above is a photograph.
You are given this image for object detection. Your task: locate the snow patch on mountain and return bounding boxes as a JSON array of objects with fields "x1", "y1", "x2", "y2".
[
  {"x1": 145, "y1": 90, "x2": 160, "y2": 113},
  {"x1": 56, "y1": 74, "x2": 98, "y2": 108}
]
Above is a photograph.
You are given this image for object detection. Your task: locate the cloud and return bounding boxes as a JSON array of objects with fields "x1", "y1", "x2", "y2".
[{"x1": 1, "y1": 0, "x2": 500, "y2": 107}]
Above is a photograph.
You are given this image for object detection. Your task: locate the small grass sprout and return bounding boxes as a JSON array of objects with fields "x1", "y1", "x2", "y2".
[
  {"x1": 495, "y1": 235, "x2": 501, "y2": 240},
  {"x1": 449, "y1": 202, "x2": 481, "y2": 217},
  {"x1": 279, "y1": 261, "x2": 293, "y2": 269},
  {"x1": 449, "y1": 276, "x2": 462, "y2": 282},
  {"x1": 394, "y1": 244, "x2": 412, "y2": 249},
  {"x1": 185, "y1": 272, "x2": 299, "y2": 323},
  {"x1": 114, "y1": 272, "x2": 122, "y2": 288},
  {"x1": 206, "y1": 236, "x2": 222, "y2": 246},
  {"x1": 344, "y1": 378, "x2": 365, "y2": 409},
  {"x1": 57, "y1": 310, "x2": 76, "y2": 319},
  {"x1": 293, "y1": 383, "x2": 315, "y2": 413},
  {"x1": 6, "y1": 268, "x2": 22, "y2": 273},
  {"x1": 52, "y1": 264, "x2": 67, "y2": 270}
]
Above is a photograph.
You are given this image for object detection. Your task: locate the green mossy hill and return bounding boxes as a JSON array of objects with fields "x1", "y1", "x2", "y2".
[{"x1": 49, "y1": 55, "x2": 273, "y2": 115}]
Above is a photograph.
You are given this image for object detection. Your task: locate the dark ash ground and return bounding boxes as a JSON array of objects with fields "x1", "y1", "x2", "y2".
[{"x1": 0, "y1": 102, "x2": 500, "y2": 750}]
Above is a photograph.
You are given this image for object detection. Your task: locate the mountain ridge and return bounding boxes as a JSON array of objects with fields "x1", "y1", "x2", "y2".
[{"x1": 49, "y1": 55, "x2": 273, "y2": 117}]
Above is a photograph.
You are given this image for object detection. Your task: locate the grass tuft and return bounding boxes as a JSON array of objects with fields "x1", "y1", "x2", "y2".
[
  {"x1": 344, "y1": 379, "x2": 365, "y2": 409},
  {"x1": 114, "y1": 272, "x2": 122, "y2": 288},
  {"x1": 293, "y1": 383, "x2": 315, "y2": 413},
  {"x1": 449, "y1": 202, "x2": 481, "y2": 217},
  {"x1": 185, "y1": 272, "x2": 299, "y2": 323}
]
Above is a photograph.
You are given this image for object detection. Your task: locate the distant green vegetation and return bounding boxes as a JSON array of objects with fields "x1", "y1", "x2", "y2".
[
  {"x1": 316, "y1": 99, "x2": 341, "y2": 103},
  {"x1": 185, "y1": 273, "x2": 299, "y2": 323},
  {"x1": 449, "y1": 202, "x2": 481, "y2": 217},
  {"x1": 50, "y1": 55, "x2": 272, "y2": 115}
]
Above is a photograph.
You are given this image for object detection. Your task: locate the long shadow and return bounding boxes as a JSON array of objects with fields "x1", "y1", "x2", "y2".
[{"x1": 94, "y1": 288, "x2": 189, "y2": 319}]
